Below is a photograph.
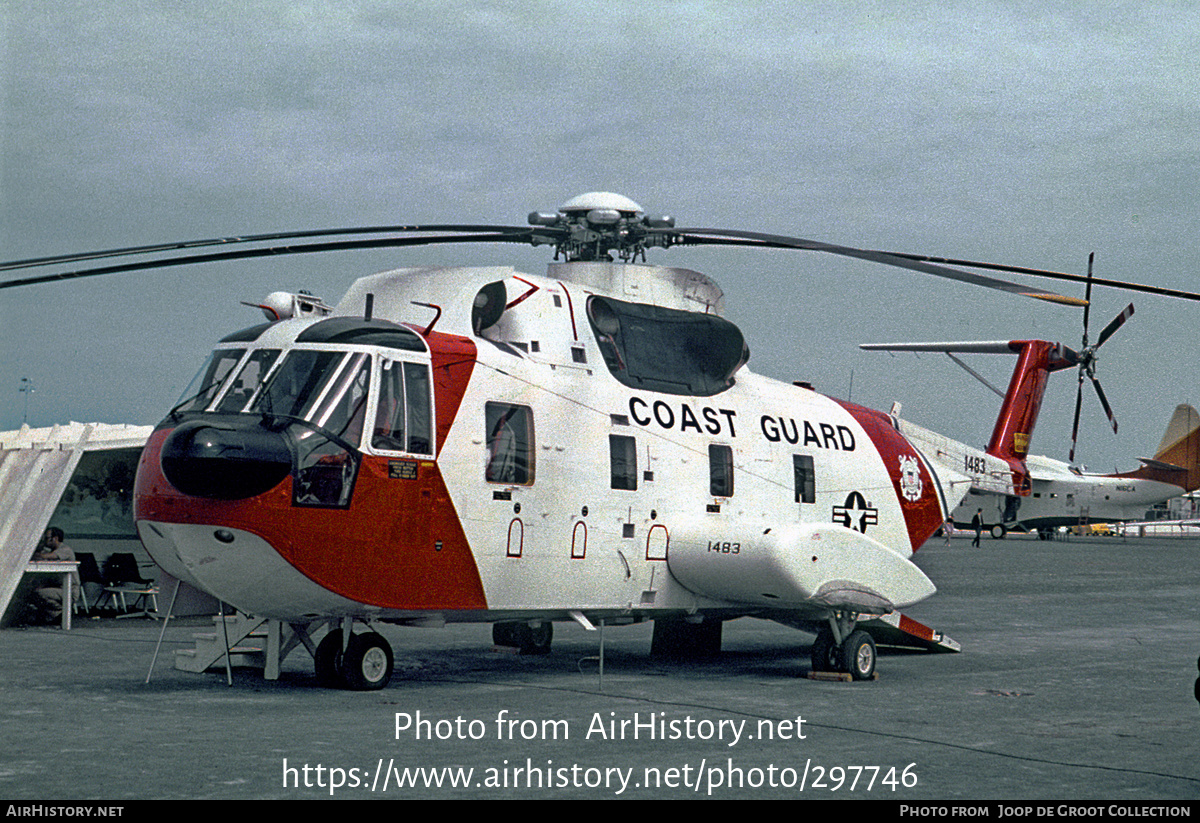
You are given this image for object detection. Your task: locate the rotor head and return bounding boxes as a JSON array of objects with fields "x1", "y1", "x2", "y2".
[{"x1": 527, "y1": 191, "x2": 676, "y2": 263}]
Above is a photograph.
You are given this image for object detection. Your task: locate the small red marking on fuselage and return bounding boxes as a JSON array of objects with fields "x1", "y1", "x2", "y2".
[{"x1": 505, "y1": 276, "x2": 540, "y2": 310}]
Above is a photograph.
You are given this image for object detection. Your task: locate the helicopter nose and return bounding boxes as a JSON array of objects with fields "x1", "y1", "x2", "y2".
[{"x1": 161, "y1": 418, "x2": 292, "y2": 500}]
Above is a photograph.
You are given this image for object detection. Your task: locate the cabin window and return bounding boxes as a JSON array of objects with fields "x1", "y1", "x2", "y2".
[
  {"x1": 793, "y1": 455, "x2": 816, "y2": 503},
  {"x1": 485, "y1": 402, "x2": 535, "y2": 485},
  {"x1": 609, "y1": 435, "x2": 638, "y2": 491},
  {"x1": 372, "y1": 360, "x2": 433, "y2": 455},
  {"x1": 709, "y1": 444, "x2": 734, "y2": 497}
]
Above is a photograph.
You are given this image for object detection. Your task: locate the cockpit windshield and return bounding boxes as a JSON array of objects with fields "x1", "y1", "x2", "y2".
[
  {"x1": 166, "y1": 342, "x2": 435, "y2": 507},
  {"x1": 250, "y1": 350, "x2": 372, "y2": 445},
  {"x1": 173, "y1": 348, "x2": 246, "y2": 414},
  {"x1": 172, "y1": 342, "x2": 433, "y2": 461},
  {"x1": 215, "y1": 349, "x2": 280, "y2": 412}
]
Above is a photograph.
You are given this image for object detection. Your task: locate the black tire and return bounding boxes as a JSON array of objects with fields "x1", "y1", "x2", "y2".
[
  {"x1": 840, "y1": 630, "x2": 876, "y2": 681},
  {"x1": 991, "y1": 524, "x2": 1007, "y2": 539},
  {"x1": 811, "y1": 629, "x2": 839, "y2": 673},
  {"x1": 494, "y1": 621, "x2": 552, "y2": 655},
  {"x1": 492, "y1": 622, "x2": 519, "y2": 648},
  {"x1": 650, "y1": 617, "x2": 722, "y2": 659},
  {"x1": 520, "y1": 621, "x2": 553, "y2": 655},
  {"x1": 314, "y1": 629, "x2": 345, "y2": 688},
  {"x1": 340, "y1": 632, "x2": 394, "y2": 691}
]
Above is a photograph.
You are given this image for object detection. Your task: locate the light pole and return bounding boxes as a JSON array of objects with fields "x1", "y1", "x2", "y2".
[{"x1": 18, "y1": 377, "x2": 35, "y2": 425}]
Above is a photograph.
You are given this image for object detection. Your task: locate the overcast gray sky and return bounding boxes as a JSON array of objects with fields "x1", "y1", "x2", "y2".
[{"x1": 3, "y1": 1, "x2": 1198, "y2": 472}]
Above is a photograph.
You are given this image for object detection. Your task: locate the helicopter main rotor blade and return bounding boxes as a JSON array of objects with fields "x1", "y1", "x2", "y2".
[
  {"x1": 675, "y1": 228, "x2": 1087, "y2": 306},
  {"x1": 1095, "y1": 303, "x2": 1134, "y2": 349},
  {"x1": 0, "y1": 224, "x2": 538, "y2": 273},
  {"x1": 864, "y1": 249, "x2": 1200, "y2": 303},
  {"x1": 1081, "y1": 252, "x2": 1094, "y2": 345},
  {"x1": 8, "y1": 210, "x2": 1200, "y2": 308},
  {"x1": 0, "y1": 232, "x2": 539, "y2": 291}
]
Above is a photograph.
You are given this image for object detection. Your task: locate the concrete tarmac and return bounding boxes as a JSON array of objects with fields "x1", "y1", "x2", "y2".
[{"x1": 1, "y1": 534, "x2": 1198, "y2": 801}]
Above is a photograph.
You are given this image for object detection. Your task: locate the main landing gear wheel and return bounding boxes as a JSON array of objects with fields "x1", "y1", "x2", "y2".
[
  {"x1": 811, "y1": 628, "x2": 876, "y2": 680},
  {"x1": 991, "y1": 524, "x2": 1007, "y2": 539},
  {"x1": 493, "y1": 621, "x2": 553, "y2": 655},
  {"x1": 313, "y1": 628, "x2": 395, "y2": 690},
  {"x1": 810, "y1": 628, "x2": 839, "y2": 673},
  {"x1": 840, "y1": 630, "x2": 876, "y2": 681}
]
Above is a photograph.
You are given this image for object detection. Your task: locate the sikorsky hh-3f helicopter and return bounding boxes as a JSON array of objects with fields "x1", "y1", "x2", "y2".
[{"x1": 5, "y1": 192, "x2": 1199, "y2": 689}]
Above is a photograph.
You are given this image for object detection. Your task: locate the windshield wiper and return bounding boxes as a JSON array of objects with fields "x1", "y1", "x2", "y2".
[
  {"x1": 168, "y1": 379, "x2": 225, "y2": 420},
  {"x1": 258, "y1": 412, "x2": 362, "y2": 457}
]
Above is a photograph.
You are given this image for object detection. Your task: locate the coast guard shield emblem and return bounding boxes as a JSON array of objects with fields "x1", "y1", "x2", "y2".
[{"x1": 898, "y1": 455, "x2": 923, "y2": 502}]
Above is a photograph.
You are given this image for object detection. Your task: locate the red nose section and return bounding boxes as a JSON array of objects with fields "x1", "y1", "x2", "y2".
[
  {"x1": 136, "y1": 428, "x2": 487, "y2": 610},
  {"x1": 134, "y1": 329, "x2": 487, "y2": 612}
]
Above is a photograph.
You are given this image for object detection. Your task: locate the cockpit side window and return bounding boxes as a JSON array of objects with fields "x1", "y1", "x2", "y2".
[
  {"x1": 372, "y1": 360, "x2": 433, "y2": 455},
  {"x1": 403, "y1": 362, "x2": 432, "y2": 454},
  {"x1": 373, "y1": 360, "x2": 407, "y2": 451}
]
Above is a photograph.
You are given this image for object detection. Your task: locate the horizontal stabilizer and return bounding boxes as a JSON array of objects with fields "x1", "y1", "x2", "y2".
[
  {"x1": 860, "y1": 612, "x2": 961, "y2": 653},
  {"x1": 1136, "y1": 457, "x2": 1186, "y2": 473}
]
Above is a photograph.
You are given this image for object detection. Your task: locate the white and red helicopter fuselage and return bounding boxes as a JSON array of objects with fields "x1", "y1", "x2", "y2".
[
  {"x1": 8, "y1": 192, "x2": 1193, "y2": 689},
  {"x1": 133, "y1": 260, "x2": 960, "y2": 686}
]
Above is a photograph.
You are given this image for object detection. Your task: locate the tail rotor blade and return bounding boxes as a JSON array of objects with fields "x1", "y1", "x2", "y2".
[
  {"x1": 1069, "y1": 372, "x2": 1086, "y2": 463},
  {"x1": 1090, "y1": 376, "x2": 1119, "y2": 435},
  {"x1": 1081, "y1": 252, "x2": 1094, "y2": 345}
]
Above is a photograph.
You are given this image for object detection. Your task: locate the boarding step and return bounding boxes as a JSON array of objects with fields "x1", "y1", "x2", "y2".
[{"x1": 174, "y1": 613, "x2": 269, "y2": 673}]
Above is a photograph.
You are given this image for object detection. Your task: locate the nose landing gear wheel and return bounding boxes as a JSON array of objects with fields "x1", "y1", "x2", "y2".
[
  {"x1": 341, "y1": 632, "x2": 394, "y2": 690},
  {"x1": 314, "y1": 629, "x2": 345, "y2": 688},
  {"x1": 313, "y1": 628, "x2": 394, "y2": 690}
]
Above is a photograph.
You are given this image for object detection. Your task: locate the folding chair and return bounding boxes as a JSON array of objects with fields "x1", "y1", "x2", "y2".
[{"x1": 101, "y1": 553, "x2": 159, "y2": 618}]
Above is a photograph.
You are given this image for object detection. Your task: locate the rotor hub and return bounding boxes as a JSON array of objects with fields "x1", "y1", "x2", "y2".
[{"x1": 528, "y1": 191, "x2": 676, "y2": 263}]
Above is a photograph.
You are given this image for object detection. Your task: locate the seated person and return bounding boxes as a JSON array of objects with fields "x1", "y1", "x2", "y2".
[{"x1": 28, "y1": 527, "x2": 80, "y2": 625}]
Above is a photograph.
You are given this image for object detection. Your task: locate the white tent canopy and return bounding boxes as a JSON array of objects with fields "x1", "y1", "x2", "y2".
[{"x1": 0, "y1": 422, "x2": 152, "y2": 621}]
